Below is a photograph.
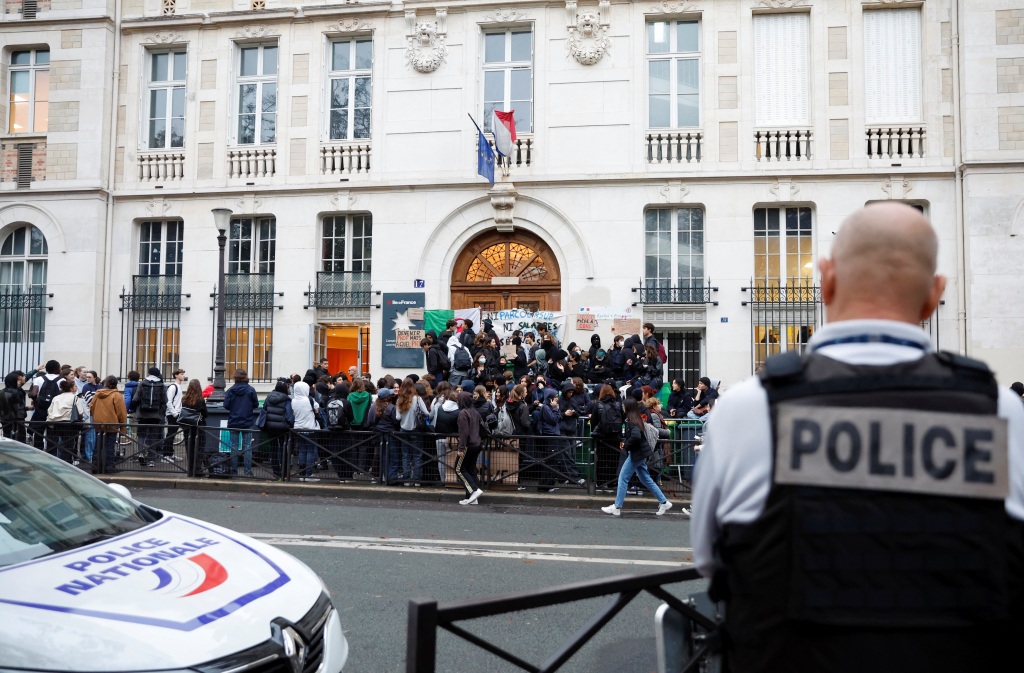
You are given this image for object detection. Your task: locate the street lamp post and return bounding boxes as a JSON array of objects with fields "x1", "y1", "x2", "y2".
[{"x1": 209, "y1": 208, "x2": 232, "y2": 404}]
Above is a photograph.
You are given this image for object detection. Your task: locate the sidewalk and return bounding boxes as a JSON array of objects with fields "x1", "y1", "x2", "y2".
[{"x1": 98, "y1": 475, "x2": 692, "y2": 513}]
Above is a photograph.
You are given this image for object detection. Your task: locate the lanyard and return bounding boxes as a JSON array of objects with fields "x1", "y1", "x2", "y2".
[{"x1": 811, "y1": 334, "x2": 928, "y2": 351}]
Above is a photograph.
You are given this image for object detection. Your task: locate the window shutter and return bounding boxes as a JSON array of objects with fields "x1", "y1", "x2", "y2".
[
  {"x1": 754, "y1": 14, "x2": 809, "y2": 126},
  {"x1": 864, "y1": 9, "x2": 921, "y2": 124},
  {"x1": 16, "y1": 144, "x2": 33, "y2": 189}
]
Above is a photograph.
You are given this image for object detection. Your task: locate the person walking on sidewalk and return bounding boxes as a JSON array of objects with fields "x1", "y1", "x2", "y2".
[
  {"x1": 601, "y1": 397, "x2": 672, "y2": 517},
  {"x1": 455, "y1": 391, "x2": 484, "y2": 506}
]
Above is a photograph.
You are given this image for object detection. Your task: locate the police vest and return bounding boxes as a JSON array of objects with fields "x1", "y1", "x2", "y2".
[{"x1": 712, "y1": 350, "x2": 1024, "y2": 673}]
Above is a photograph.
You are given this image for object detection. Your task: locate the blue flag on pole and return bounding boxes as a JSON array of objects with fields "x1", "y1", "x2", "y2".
[{"x1": 469, "y1": 114, "x2": 495, "y2": 185}]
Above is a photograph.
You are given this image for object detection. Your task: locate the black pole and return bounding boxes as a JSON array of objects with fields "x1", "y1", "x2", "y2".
[{"x1": 210, "y1": 220, "x2": 228, "y2": 404}]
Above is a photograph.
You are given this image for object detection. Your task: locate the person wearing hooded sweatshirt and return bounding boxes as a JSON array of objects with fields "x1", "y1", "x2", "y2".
[
  {"x1": 428, "y1": 389, "x2": 460, "y2": 482},
  {"x1": 291, "y1": 381, "x2": 321, "y2": 482},
  {"x1": 556, "y1": 381, "x2": 586, "y2": 486},
  {"x1": 424, "y1": 333, "x2": 450, "y2": 381},
  {"x1": 222, "y1": 368, "x2": 260, "y2": 476},
  {"x1": 347, "y1": 378, "x2": 374, "y2": 479},
  {"x1": 481, "y1": 318, "x2": 499, "y2": 347},
  {"x1": 0, "y1": 370, "x2": 28, "y2": 442},
  {"x1": 90, "y1": 375, "x2": 128, "y2": 474},
  {"x1": 609, "y1": 335, "x2": 626, "y2": 383},
  {"x1": 547, "y1": 349, "x2": 570, "y2": 385},
  {"x1": 455, "y1": 391, "x2": 484, "y2": 505},
  {"x1": 258, "y1": 378, "x2": 294, "y2": 479},
  {"x1": 363, "y1": 388, "x2": 397, "y2": 483},
  {"x1": 130, "y1": 367, "x2": 168, "y2": 468},
  {"x1": 537, "y1": 386, "x2": 563, "y2": 491},
  {"x1": 586, "y1": 349, "x2": 611, "y2": 385}
]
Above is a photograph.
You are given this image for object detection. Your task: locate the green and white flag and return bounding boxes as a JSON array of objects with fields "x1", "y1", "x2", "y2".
[{"x1": 424, "y1": 308, "x2": 481, "y2": 337}]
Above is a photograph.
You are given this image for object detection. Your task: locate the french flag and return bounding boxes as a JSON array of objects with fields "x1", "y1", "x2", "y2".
[{"x1": 492, "y1": 110, "x2": 517, "y2": 157}]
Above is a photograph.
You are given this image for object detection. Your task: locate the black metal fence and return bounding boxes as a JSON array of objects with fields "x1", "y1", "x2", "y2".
[
  {"x1": 632, "y1": 282, "x2": 718, "y2": 305},
  {"x1": 304, "y1": 270, "x2": 371, "y2": 308},
  {"x1": 0, "y1": 288, "x2": 51, "y2": 374},
  {"x1": 119, "y1": 275, "x2": 188, "y2": 379},
  {"x1": 210, "y1": 273, "x2": 280, "y2": 383},
  {"x1": 742, "y1": 281, "x2": 823, "y2": 372},
  {"x1": 406, "y1": 567, "x2": 709, "y2": 673},
  {"x1": 0, "y1": 419, "x2": 703, "y2": 497}
]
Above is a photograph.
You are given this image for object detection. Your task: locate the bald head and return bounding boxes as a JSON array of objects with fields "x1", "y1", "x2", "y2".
[{"x1": 820, "y1": 203, "x2": 945, "y2": 324}]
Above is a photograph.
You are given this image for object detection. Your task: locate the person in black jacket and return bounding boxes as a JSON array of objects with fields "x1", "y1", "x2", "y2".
[
  {"x1": 557, "y1": 381, "x2": 586, "y2": 485},
  {"x1": 600, "y1": 398, "x2": 672, "y2": 516},
  {"x1": 423, "y1": 336, "x2": 450, "y2": 382},
  {"x1": 667, "y1": 379, "x2": 694, "y2": 418},
  {"x1": 258, "y1": 378, "x2": 294, "y2": 479},
  {"x1": 0, "y1": 370, "x2": 27, "y2": 441}
]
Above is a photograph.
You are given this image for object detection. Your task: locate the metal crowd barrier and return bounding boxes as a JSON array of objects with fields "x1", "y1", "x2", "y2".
[
  {"x1": 406, "y1": 567, "x2": 710, "y2": 673},
  {"x1": 0, "y1": 418, "x2": 703, "y2": 496}
]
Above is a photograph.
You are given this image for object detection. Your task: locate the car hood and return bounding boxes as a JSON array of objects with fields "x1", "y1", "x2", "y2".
[{"x1": 0, "y1": 513, "x2": 324, "y2": 671}]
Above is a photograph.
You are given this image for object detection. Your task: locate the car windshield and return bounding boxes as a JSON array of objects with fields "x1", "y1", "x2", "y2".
[{"x1": 0, "y1": 441, "x2": 161, "y2": 568}]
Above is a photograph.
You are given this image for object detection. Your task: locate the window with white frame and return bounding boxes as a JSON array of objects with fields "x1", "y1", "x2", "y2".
[
  {"x1": 146, "y1": 50, "x2": 186, "y2": 149},
  {"x1": 229, "y1": 217, "x2": 276, "y2": 274},
  {"x1": 322, "y1": 214, "x2": 372, "y2": 273},
  {"x1": 8, "y1": 49, "x2": 49, "y2": 134},
  {"x1": 0, "y1": 225, "x2": 48, "y2": 352},
  {"x1": 482, "y1": 28, "x2": 533, "y2": 133},
  {"x1": 327, "y1": 38, "x2": 372, "y2": 141},
  {"x1": 753, "y1": 14, "x2": 809, "y2": 126},
  {"x1": 753, "y1": 206, "x2": 813, "y2": 291},
  {"x1": 646, "y1": 20, "x2": 700, "y2": 128},
  {"x1": 139, "y1": 220, "x2": 183, "y2": 276},
  {"x1": 644, "y1": 208, "x2": 704, "y2": 302},
  {"x1": 864, "y1": 9, "x2": 921, "y2": 124},
  {"x1": 235, "y1": 44, "x2": 278, "y2": 145}
]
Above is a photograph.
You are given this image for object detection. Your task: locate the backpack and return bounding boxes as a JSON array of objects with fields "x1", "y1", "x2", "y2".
[
  {"x1": 136, "y1": 379, "x2": 164, "y2": 412},
  {"x1": 643, "y1": 422, "x2": 660, "y2": 455},
  {"x1": 493, "y1": 404, "x2": 514, "y2": 437},
  {"x1": 326, "y1": 398, "x2": 351, "y2": 430},
  {"x1": 595, "y1": 400, "x2": 623, "y2": 437},
  {"x1": 452, "y1": 343, "x2": 472, "y2": 371},
  {"x1": 34, "y1": 376, "x2": 60, "y2": 412}
]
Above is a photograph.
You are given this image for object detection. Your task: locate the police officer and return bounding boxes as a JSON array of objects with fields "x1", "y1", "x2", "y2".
[{"x1": 691, "y1": 203, "x2": 1024, "y2": 672}]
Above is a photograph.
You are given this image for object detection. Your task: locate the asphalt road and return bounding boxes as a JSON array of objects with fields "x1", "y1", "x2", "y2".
[{"x1": 132, "y1": 487, "x2": 707, "y2": 673}]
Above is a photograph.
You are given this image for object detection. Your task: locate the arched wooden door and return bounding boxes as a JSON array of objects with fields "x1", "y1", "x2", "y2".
[{"x1": 450, "y1": 230, "x2": 561, "y2": 312}]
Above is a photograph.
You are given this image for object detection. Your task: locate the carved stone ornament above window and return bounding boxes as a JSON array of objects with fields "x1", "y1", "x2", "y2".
[
  {"x1": 405, "y1": 8, "x2": 448, "y2": 73},
  {"x1": 566, "y1": 0, "x2": 611, "y2": 65},
  {"x1": 651, "y1": 0, "x2": 697, "y2": 13},
  {"x1": 758, "y1": 0, "x2": 808, "y2": 8},
  {"x1": 235, "y1": 25, "x2": 280, "y2": 40},
  {"x1": 145, "y1": 31, "x2": 185, "y2": 44},
  {"x1": 326, "y1": 18, "x2": 372, "y2": 34},
  {"x1": 482, "y1": 8, "x2": 531, "y2": 23}
]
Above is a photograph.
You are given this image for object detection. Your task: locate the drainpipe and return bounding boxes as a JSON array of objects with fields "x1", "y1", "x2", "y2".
[
  {"x1": 951, "y1": 0, "x2": 968, "y2": 355},
  {"x1": 99, "y1": 0, "x2": 122, "y2": 375}
]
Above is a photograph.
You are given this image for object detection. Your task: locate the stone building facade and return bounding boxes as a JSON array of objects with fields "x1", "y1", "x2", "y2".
[{"x1": 1, "y1": 0, "x2": 1023, "y2": 391}]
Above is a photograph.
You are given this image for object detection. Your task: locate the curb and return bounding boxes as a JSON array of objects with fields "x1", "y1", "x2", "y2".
[{"x1": 97, "y1": 475, "x2": 692, "y2": 513}]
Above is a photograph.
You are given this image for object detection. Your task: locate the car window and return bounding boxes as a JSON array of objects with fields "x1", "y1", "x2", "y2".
[{"x1": 0, "y1": 442, "x2": 161, "y2": 568}]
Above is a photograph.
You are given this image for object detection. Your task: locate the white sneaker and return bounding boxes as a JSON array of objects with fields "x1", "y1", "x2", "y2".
[
  {"x1": 467, "y1": 488, "x2": 483, "y2": 504},
  {"x1": 680, "y1": 506, "x2": 691, "y2": 516},
  {"x1": 304, "y1": 477, "x2": 320, "y2": 483},
  {"x1": 458, "y1": 497, "x2": 473, "y2": 505},
  {"x1": 601, "y1": 504, "x2": 621, "y2": 516},
  {"x1": 657, "y1": 501, "x2": 673, "y2": 516}
]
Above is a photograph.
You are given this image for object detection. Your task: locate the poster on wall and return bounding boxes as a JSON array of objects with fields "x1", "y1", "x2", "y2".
[
  {"x1": 482, "y1": 309, "x2": 568, "y2": 346},
  {"x1": 381, "y1": 293, "x2": 425, "y2": 368}
]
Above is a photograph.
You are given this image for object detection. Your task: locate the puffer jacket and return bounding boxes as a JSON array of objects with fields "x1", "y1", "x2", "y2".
[{"x1": 261, "y1": 390, "x2": 294, "y2": 432}]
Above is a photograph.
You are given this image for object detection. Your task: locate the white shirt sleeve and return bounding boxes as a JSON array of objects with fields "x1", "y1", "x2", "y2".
[
  {"x1": 998, "y1": 388, "x2": 1024, "y2": 522},
  {"x1": 690, "y1": 376, "x2": 773, "y2": 577}
]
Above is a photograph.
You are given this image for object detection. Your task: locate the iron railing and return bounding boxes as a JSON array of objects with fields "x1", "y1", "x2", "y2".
[
  {"x1": 742, "y1": 281, "x2": 823, "y2": 372},
  {"x1": 0, "y1": 288, "x2": 51, "y2": 373},
  {"x1": 209, "y1": 273, "x2": 280, "y2": 383},
  {"x1": 406, "y1": 567, "x2": 710, "y2": 673},
  {"x1": 119, "y1": 275, "x2": 187, "y2": 379},
  {"x1": 304, "y1": 270, "x2": 371, "y2": 308},
  {"x1": 632, "y1": 282, "x2": 718, "y2": 305}
]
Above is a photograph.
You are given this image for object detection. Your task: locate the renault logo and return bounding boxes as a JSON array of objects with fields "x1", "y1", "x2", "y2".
[{"x1": 272, "y1": 623, "x2": 307, "y2": 673}]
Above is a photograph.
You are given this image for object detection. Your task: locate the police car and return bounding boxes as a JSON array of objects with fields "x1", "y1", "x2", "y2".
[{"x1": 0, "y1": 438, "x2": 349, "y2": 672}]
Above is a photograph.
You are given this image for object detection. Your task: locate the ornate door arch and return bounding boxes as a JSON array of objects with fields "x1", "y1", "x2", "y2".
[{"x1": 450, "y1": 230, "x2": 561, "y2": 312}]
